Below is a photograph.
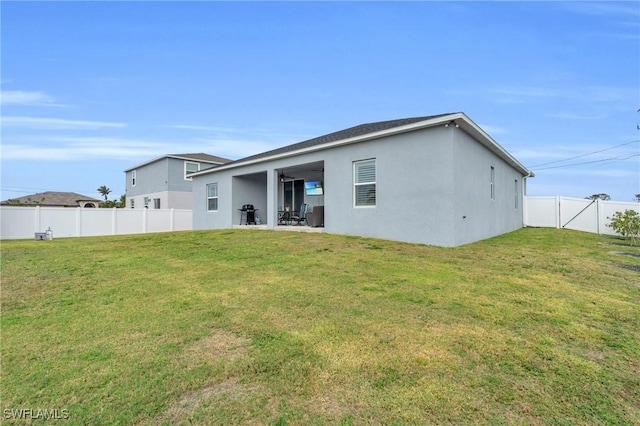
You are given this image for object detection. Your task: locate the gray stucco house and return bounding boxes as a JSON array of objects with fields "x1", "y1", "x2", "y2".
[
  {"x1": 190, "y1": 113, "x2": 533, "y2": 247},
  {"x1": 124, "y1": 153, "x2": 231, "y2": 210}
]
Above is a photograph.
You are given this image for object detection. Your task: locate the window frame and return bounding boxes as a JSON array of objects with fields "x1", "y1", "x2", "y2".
[
  {"x1": 207, "y1": 183, "x2": 219, "y2": 212},
  {"x1": 185, "y1": 162, "x2": 200, "y2": 180},
  {"x1": 490, "y1": 166, "x2": 495, "y2": 200},
  {"x1": 354, "y1": 158, "x2": 377, "y2": 208},
  {"x1": 154, "y1": 198, "x2": 161, "y2": 209},
  {"x1": 131, "y1": 170, "x2": 137, "y2": 187}
]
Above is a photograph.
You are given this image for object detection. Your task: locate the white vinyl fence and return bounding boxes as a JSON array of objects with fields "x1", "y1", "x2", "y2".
[
  {"x1": 2, "y1": 198, "x2": 636, "y2": 240},
  {"x1": 0, "y1": 206, "x2": 192, "y2": 240},
  {"x1": 524, "y1": 196, "x2": 640, "y2": 235}
]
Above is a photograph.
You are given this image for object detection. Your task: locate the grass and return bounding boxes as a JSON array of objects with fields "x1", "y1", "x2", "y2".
[{"x1": 1, "y1": 228, "x2": 639, "y2": 425}]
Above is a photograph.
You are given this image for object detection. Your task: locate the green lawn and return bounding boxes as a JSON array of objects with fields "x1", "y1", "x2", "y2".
[{"x1": 1, "y1": 228, "x2": 638, "y2": 425}]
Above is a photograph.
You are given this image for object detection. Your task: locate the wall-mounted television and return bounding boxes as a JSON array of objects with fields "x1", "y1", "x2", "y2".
[{"x1": 304, "y1": 180, "x2": 323, "y2": 195}]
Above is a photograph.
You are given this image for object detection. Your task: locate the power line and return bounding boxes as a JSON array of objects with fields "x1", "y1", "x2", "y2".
[
  {"x1": 534, "y1": 153, "x2": 640, "y2": 171},
  {"x1": 529, "y1": 139, "x2": 640, "y2": 168}
]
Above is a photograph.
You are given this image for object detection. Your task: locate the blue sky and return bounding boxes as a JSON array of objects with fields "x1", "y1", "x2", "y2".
[{"x1": 2, "y1": 1, "x2": 639, "y2": 203}]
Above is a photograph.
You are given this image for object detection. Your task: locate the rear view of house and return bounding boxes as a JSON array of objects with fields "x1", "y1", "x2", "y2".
[
  {"x1": 124, "y1": 153, "x2": 231, "y2": 210},
  {"x1": 189, "y1": 113, "x2": 533, "y2": 247}
]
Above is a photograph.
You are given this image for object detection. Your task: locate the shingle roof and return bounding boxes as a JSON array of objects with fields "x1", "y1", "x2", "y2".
[
  {"x1": 124, "y1": 153, "x2": 232, "y2": 172},
  {"x1": 225, "y1": 114, "x2": 454, "y2": 166},
  {"x1": 189, "y1": 112, "x2": 532, "y2": 178},
  {"x1": 1, "y1": 191, "x2": 102, "y2": 207},
  {"x1": 167, "y1": 153, "x2": 232, "y2": 164}
]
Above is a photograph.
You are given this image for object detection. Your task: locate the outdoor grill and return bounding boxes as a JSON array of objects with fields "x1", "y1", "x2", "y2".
[{"x1": 239, "y1": 204, "x2": 257, "y2": 225}]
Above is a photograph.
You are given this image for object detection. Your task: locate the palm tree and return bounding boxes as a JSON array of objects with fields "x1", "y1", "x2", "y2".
[{"x1": 97, "y1": 185, "x2": 112, "y2": 201}]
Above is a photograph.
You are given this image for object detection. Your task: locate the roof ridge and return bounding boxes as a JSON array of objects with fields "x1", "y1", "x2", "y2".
[{"x1": 225, "y1": 113, "x2": 457, "y2": 166}]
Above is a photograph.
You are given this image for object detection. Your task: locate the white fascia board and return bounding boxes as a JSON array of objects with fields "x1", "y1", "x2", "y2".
[
  {"x1": 123, "y1": 155, "x2": 168, "y2": 172},
  {"x1": 189, "y1": 114, "x2": 462, "y2": 178},
  {"x1": 166, "y1": 155, "x2": 225, "y2": 165},
  {"x1": 124, "y1": 155, "x2": 224, "y2": 172},
  {"x1": 455, "y1": 113, "x2": 533, "y2": 177}
]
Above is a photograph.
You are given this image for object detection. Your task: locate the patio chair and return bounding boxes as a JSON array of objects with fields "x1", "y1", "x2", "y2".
[{"x1": 290, "y1": 203, "x2": 308, "y2": 226}]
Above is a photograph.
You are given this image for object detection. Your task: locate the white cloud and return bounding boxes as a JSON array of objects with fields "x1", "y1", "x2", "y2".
[
  {"x1": 478, "y1": 124, "x2": 509, "y2": 135},
  {"x1": 1, "y1": 116, "x2": 127, "y2": 130},
  {"x1": 167, "y1": 123, "x2": 311, "y2": 158},
  {"x1": 486, "y1": 86, "x2": 564, "y2": 104},
  {"x1": 560, "y1": 2, "x2": 640, "y2": 18},
  {"x1": 487, "y1": 85, "x2": 634, "y2": 106},
  {"x1": 1, "y1": 136, "x2": 172, "y2": 161},
  {"x1": 545, "y1": 112, "x2": 608, "y2": 120},
  {"x1": 0, "y1": 133, "x2": 278, "y2": 162},
  {"x1": 1, "y1": 90, "x2": 67, "y2": 107},
  {"x1": 192, "y1": 137, "x2": 282, "y2": 159},
  {"x1": 169, "y1": 124, "x2": 243, "y2": 132}
]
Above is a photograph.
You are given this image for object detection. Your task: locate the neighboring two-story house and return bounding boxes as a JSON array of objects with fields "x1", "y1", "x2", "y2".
[{"x1": 124, "y1": 153, "x2": 231, "y2": 210}]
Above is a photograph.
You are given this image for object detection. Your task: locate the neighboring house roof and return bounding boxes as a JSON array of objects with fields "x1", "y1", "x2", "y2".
[
  {"x1": 123, "y1": 153, "x2": 232, "y2": 172},
  {"x1": 190, "y1": 112, "x2": 533, "y2": 178},
  {"x1": 1, "y1": 191, "x2": 102, "y2": 207}
]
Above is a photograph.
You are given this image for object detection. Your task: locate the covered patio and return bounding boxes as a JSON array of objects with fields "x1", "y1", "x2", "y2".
[{"x1": 231, "y1": 160, "x2": 325, "y2": 229}]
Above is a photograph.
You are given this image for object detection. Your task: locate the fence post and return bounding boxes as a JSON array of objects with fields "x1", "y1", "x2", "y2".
[
  {"x1": 33, "y1": 206, "x2": 40, "y2": 234},
  {"x1": 142, "y1": 208, "x2": 147, "y2": 233},
  {"x1": 76, "y1": 207, "x2": 82, "y2": 237},
  {"x1": 596, "y1": 199, "x2": 600, "y2": 234},
  {"x1": 556, "y1": 196, "x2": 561, "y2": 229},
  {"x1": 112, "y1": 207, "x2": 117, "y2": 235}
]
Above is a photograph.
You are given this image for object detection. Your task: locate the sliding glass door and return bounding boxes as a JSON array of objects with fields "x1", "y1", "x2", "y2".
[{"x1": 283, "y1": 179, "x2": 305, "y2": 213}]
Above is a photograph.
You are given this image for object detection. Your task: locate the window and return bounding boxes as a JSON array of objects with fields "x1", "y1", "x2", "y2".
[
  {"x1": 490, "y1": 166, "x2": 495, "y2": 200},
  {"x1": 130, "y1": 199, "x2": 135, "y2": 208},
  {"x1": 514, "y1": 179, "x2": 519, "y2": 209},
  {"x1": 131, "y1": 170, "x2": 136, "y2": 187},
  {"x1": 354, "y1": 159, "x2": 376, "y2": 207},
  {"x1": 154, "y1": 198, "x2": 161, "y2": 209},
  {"x1": 207, "y1": 183, "x2": 218, "y2": 211},
  {"x1": 185, "y1": 162, "x2": 200, "y2": 180}
]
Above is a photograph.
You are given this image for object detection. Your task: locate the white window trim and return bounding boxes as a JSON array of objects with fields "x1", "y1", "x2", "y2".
[
  {"x1": 207, "y1": 183, "x2": 219, "y2": 212},
  {"x1": 131, "y1": 170, "x2": 137, "y2": 187},
  {"x1": 490, "y1": 166, "x2": 495, "y2": 201},
  {"x1": 354, "y1": 158, "x2": 376, "y2": 208},
  {"x1": 185, "y1": 162, "x2": 200, "y2": 180}
]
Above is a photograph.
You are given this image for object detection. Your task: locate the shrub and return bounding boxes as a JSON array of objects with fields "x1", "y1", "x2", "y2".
[{"x1": 607, "y1": 209, "x2": 640, "y2": 245}]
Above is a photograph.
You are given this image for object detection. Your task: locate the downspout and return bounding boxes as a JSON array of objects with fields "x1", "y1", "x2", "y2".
[{"x1": 523, "y1": 171, "x2": 533, "y2": 227}]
